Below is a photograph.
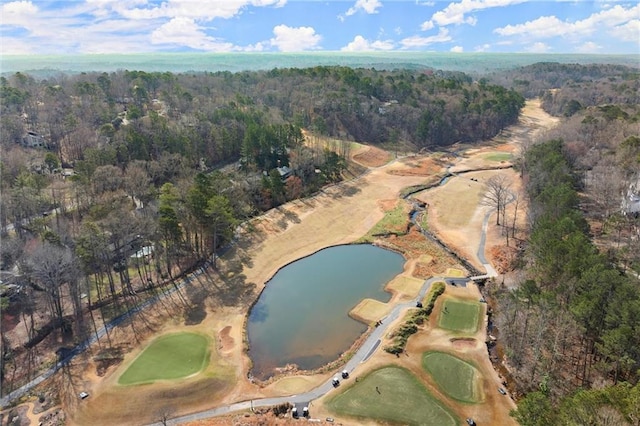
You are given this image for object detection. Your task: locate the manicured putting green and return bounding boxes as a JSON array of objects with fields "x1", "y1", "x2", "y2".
[
  {"x1": 423, "y1": 351, "x2": 482, "y2": 403},
  {"x1": 327, "y1": 366, "x2": 456, "y2": 426},
  {"x1": 118, "y1": 332, "x2": 209, "y2": 385},
  {"x1": 438, "y1": 299, "x2": 481, "y2": 334},
  {"x1": 484, "y1": 152, "x2": 511, "y2": 162}
]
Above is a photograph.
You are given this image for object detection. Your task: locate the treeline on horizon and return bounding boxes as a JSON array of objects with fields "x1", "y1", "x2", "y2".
[{"x1": 489, "y1": 62, "x2": 640, "y2": 117}]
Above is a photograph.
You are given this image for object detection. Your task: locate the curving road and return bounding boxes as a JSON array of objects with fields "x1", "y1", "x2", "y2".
[
  {"x1": 153, "y1": 169, "x2": 503, "y2": 425},
  {"x1": 154, "y1": 276, "x2": 444, "y2": 426},
  {"x1": 1, "y1": 165, "x2": 497, "y2": 423},
  {"x1": 0, "y1": 263, "x2": 211, "y2": 408}
]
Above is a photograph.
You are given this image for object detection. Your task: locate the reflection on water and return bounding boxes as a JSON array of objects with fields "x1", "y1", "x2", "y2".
[
  {"x1": 247, "y1": 244, "x2": 404, "y2": 380},
  {"x1": 249, "y1": 302, "x2": 269, "y2": 323}
]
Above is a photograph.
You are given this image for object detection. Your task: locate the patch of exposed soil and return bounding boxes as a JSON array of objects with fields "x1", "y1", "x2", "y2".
[
  {"x1": 488, "y1": 245, "x2": 521, "y2": 274},
  {"x1": 184, "y1": 411, "x2": 335, "y2": 426},
  {"x1": 1, "y1": 311, "x2": 19, "y2": 333},
  {"x1": 388, "y1": 156, "x2": 442, "y2": 177},
  {"x1": 451, "y1": 337, "x2": 477, "y2": 349},
  {"x1": 218, "y1": 326, "x2": 234, "y2": 352},
  {"x1": 95, "y1": 357, "x2": 123, "y2": 377},
  {"x1": 377, "y1": 198, "x2": 398, "y2": 211},
  {"x1": 352, "y1": 145, "x2": 392, "y2": 167}
]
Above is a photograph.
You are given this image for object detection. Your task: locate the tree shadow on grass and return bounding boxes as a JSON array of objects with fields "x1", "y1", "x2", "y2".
[
  {"x1": 329, "y1": 182, "x2": 361, "y2": 199},
  {"x1": 183, "y1": 291, "x2": 207, "y2": 326},
  {"x1": 216, "y1": 272, "x2": 256, "y2": 307},
  {"x1": 194, "y1": 267, "x2": 256, "y2": 308},
  {"x1": 56, "y1": 362, "x2": 90, "y2": 411},
  {"x1": 275, "y1": 207, "x2": 300, "y2": 230}
]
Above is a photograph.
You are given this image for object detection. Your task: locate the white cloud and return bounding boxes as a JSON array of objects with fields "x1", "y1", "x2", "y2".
[
  {"x1": 253, "y1": 0, "x2": 286, "y2": 7},
  {"x1": 0, "y1": 0, "x2": 161, "y2": 53},
  {"x1": 421, "y1": 0, "x2": 526, "y2": 29},
  {"x1": 400, "y1": 28, "x2": 452, "y2": 49},
  {"x1": 120, "y1": 0, "x2": 287, "y2": 21},
  {"x1": 0, "y1": 36, "x2": 37, "y2": 54},
  {"x1": 450, "y1": 45, "x2": 464, "y2": 52},
  {"x1": 474, "y1": 43, "x2": 491, "y2": 52},
  {"x1": 270, "y1": 25, "x2": 321, "y2": 51},
  {"x1": 341, "y1": 35, "x2": 394, "y2": 51},
  {"x1": 421, "y1": 20, "x2": 435, "y2": 31},
  {"x1": 526, "y1": 42, "x2": 550, "y2": 53},
  {"x1": 345, "y1": 0, "x2": 383, "y2": 16},
  {"x1": 575, "y1": 41, "x2": 602, "y2": 53},
  {"x1": 0, "y1": 0, "x2": 294, "y2": 54},
  {"x1": 2, "y1": 0, "x2": 38, "y2": 15},
  {"x1": 242, "y1": 42, "x2": 266, "y2": 52},
  {"x1": 1, "y1": 0, "x2": 38, "y2": 26},
  {"x1": 609, "y1": 19, "x2": 640, "y2": 43},
  {"x1": 78, "y1": 34, "x2": 161, "y2": 54},
  {"x1": 494, "y1": 4, "x2": 640, "y2": 41},
  {"x1": 151, "y1": 17, "x2": 234, "y2": 51}
]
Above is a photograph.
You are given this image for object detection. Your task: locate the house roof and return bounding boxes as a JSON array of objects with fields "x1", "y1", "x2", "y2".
[{"x1": 276, "y1": 166, "x2": 292, "y2": 177}]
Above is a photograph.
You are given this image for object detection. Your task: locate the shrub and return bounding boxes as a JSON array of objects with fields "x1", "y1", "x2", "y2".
[{"x1": 384, "y1": 282, "x2": 445, "y2": 354}]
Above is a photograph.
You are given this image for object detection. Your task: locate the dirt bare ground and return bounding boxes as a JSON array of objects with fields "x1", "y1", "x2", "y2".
[{"x1": 2, "y1": 99, "x2": 558, "y2": 426}]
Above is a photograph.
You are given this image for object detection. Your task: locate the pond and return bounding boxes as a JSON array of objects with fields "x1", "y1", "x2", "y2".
[{"x1": 247, "y1": 244, "x2": 405, "y2": 380}]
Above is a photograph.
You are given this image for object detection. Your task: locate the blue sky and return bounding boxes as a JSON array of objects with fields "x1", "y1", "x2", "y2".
[{"x1": 1, "y1": 0, "x2": 638, "y2": 54}]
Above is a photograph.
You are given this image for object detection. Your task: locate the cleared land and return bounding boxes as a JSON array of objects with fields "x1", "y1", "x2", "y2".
[
  {"x1": 118, "y1": 332, "x2": 210, "y2": 385},
  {"x1": 438, "y1": 299, "x2": 481, "y2": 334},
  {"x1": 422, "y1": 351, "x2": 482, "y2": 403},
  {"x1": 43, "y1": 100, "x2": 554, "y2": 426},
  {"x1": 327, "y1": 366, "x2": 457, "y2": 426}
]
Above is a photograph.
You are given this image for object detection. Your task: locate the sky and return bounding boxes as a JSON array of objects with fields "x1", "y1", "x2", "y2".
[{"x1": 0, "y1": 0, "x2": 639, "y2": 55}]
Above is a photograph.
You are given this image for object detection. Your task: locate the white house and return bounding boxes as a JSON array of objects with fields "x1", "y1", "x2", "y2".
[{"x1": 622, "y1": 176, "x2": 640, "y2": 217}]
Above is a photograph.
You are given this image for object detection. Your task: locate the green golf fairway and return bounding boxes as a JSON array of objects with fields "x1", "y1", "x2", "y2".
[
  {"x1": 438, "y1": 299, "x2": 481, "y2": 334},
  {"x1": 423, "y1": 351, "x2": 482, "y2": 403},
  {"x1": 484, "y1": 152, "x2": 511, "y2": 162},
  {"x1": 118, "y1": 332, "x2": 209, "y2": 385},
  {"x1": 328, "y1": 366, "x2": 457, "y2": 426}
]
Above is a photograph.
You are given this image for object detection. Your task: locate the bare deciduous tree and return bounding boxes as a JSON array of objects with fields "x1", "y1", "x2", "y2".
[
  {"x1": 22, "y1": 242, "x2": 81, "y2": 332},
  {"x1": 124, "y1": 162, "x2": 151, "y2": 209},
  {"x1": 482, "y1": 174, "x2": 512, "y2": 226}
]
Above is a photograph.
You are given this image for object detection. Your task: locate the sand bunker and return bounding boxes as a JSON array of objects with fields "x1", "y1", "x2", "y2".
[
  {"x1": 450, "y1": 337, "x2": 478, "y2": 350},
  {"x1": 218, "y1": 326, "x2": 234, "y2": 352}
]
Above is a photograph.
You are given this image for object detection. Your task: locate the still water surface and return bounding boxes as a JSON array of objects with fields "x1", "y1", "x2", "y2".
[{"x1": 247, "y1": 244, "x2": 404, "y2": 380}]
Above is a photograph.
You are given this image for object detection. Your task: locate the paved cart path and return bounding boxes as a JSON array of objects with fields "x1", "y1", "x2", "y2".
[{"x1": 156, "y1": 275, "x2": 445, "y2": 425}]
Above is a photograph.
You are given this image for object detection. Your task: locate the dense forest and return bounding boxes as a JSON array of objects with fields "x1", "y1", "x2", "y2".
[
  {"x1": 1, "y1": 62, "x2": 639, "y2": 425},
  {"x1": 489, "y1": 63, "x2": 640, "y2": 424},
  {"x1": 490, "y1": 62, "x2": 640, "y2": 117},
  {"x1": 0, "y1": 66, "x2": 523, "y2": 395}
]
